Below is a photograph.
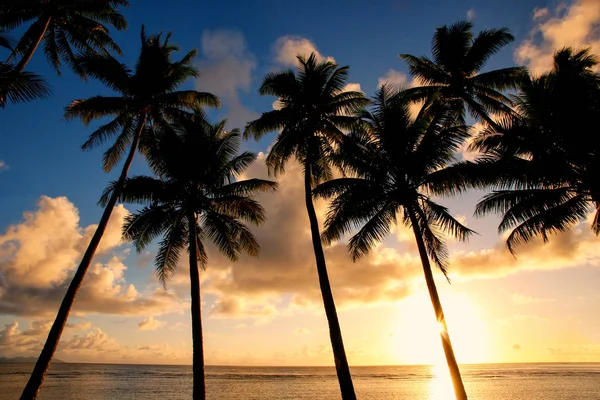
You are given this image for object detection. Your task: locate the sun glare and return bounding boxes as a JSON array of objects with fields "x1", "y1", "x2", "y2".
[{"x1": 391, "y1": 291, "x2": 490, "y2": 365}]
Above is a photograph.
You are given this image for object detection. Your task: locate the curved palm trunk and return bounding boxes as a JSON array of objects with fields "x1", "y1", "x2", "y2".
[
  {"x1": 188, "y1": 212, "x2": 206, "y2": 400},
  {"x1": 408, "y1": 209, "x2": 468, "y2": 400},
  {"x1": 303, "y1": 167, "x2": 356, "y2": 400},
  {"x1": 14, "y1": 16, "x2": 52, "y2": 73},
  {"x1": 20, "y1": 119, "x2": 146, "y2": 400}
]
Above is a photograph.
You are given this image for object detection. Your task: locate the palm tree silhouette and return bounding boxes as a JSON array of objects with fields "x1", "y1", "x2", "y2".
[
  {"x1": 0, "y1": 0, "x2": 129, "y2": 75},
  {"x1": 400, "y1": 21, "x2": 525, "y2": 128},
  {"x1": 315, "y1": 85, "x2": 473, "y2": 400},
  {"x1": 0, "y1": 32, "x2": 49, "y2": 107},
  {"x1": 245, "y1": 53, "x2": 369, "y2": 400},
  {"x1": 20, "y1": 27, "x2": 219, "y2": 400},
  {"x1": 111, "y1": 113, "x2": 276, "y2": 400},
  {"x1": 470, "y1": 48, "x2": 600, "y2": 252}
]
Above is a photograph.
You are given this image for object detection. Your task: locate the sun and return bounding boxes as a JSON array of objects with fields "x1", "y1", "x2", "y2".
[{"x1": 389, "y1": 290, "x2": 490, "y2": 365}]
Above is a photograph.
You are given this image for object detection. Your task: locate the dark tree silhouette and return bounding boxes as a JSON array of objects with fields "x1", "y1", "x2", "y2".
[
  {"x1": 0, "y1": 32, "x2": 49, "y2": 107},
  {"x1": 315, "y1": 85, "x2": 473, "y2": 400},
  {"x1": 245, "y1": 53, "x2": 369, "y2": 400},
  {"x1": 0, "y1": 0, "x2": 129, "y2": 75},
  {"x1": 20, "y1": 27, "x2": 219, "y2": 400},
  {"x1": 468, "y1": 48, "x2": 600, "y2": 252},
  {"x1": 111, "y1": 113, "x2": 276, "y2": 400},
  {"x1": 400, "y1": 21, "x2": 525, "y2": 128}
]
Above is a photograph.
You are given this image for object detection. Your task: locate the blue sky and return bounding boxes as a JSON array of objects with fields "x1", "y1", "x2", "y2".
[
  {"x1": 2, "y1": 0, "x2": 600, "y2": 366},
  {"x1": 1, "y1": 0, "x2": 543, "y2": 229}
]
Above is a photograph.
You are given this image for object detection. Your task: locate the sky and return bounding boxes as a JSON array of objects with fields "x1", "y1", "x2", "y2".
[{"x1": 1, "y1": 0, "x2": 600, "y2": 367}]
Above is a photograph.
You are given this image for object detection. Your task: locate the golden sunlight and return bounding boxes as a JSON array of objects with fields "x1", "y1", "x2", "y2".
[{"x1": 391, "y1": 291, "x2": 490, "y2": 365}]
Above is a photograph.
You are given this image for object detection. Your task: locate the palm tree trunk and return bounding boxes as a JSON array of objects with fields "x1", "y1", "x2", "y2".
[
  {"x1": 14, "y1": 16, "x2": 52, "y2": 73},
  {"x1": 188, "y1": 211, "x2": 206, "y2": 400},
  {"x1": 303, "y1": 166, "x2": 356, "y2": 400},
  {"x1": 20, "y1": 118, "x2": 146, "y2": 400},
  {"x1": 408, "y1": 208, "x2": 468, "y2": 400}
]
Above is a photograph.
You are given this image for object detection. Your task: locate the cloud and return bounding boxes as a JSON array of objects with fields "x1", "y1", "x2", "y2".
[
  {"x1": 449, "y1": 217, "x2": 600, "y2": 281},
  {"x1": 0, "y1": 196, "x2": 185, "y2": 317},
  {"x1": 294, "y1": 328, "x2": 311, "y2": 335},
  {"x1": 186, "y1": 154, "x2": 600, "y2": 321},
  {"x1": 0, "y1": 160, "x2": 8, "y2": 172},
  {"x1": 186, "y1": 156, "x2": 422, "y2": 319},
  {"x1": 512, "y1": 343, "x2": 521, "y2": 350},
  {"x1": 515, "y1": 0, "x2": 600, "y2": 74},
  {"x1": 512, "y1": 294, "x2": 555, "y2": 305},
  {"x1": 377, "y1": 69, "x2": 410, "y2": 90},
  {"x1": 196, "y1": 30, "x2": 258, "y2": 130},
  {"x1": 273, "y1": 36, "x2": 335, "y2": 66},
  {"x1": 467, "y1": 9, "x2": 476, "y2": 21},
  {"x1": 0, "y1": 320, "x2": 191, "y2": 364},
  {"x1": 342, "y1": 83, "x2": 363, "y2": 93},
  {"x1": 138, "y1": 316, "x2": 166, "y2": 331},
  {"x1": 533, "y1": 7, "x2": 549, "y2": 20}
]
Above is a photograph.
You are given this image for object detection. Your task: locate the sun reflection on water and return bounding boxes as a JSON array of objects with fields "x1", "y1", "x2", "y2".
[{"x1": 428, "y1": 363, "x2": 455, "y2": 400}]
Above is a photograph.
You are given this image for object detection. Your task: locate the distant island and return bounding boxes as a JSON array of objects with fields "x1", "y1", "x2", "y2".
[{"x1": 0, "y1": 357, "x2": 66, "y2": 363}]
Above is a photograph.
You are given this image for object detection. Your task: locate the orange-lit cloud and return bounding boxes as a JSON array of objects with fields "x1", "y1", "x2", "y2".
[
  {"x1": 516, "y1": 0, "x2": 600, "y2": 74},
  {"x1": 0, "y1": 196, "x2": 185, "y2": 317}
]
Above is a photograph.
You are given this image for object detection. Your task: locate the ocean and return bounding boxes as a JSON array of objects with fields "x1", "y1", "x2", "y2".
[{"x1": 0, "y1": 363, "x2": 599, "y2": 399}]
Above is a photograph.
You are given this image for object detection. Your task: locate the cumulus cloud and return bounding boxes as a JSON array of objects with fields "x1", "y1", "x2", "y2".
[
  {"x1": 196, "y1": 30, "x2": 258, "y2": 130},
  {"x1": 177, "y1": 154, "x2": 600, "y2": 321},
  {"x1": 377, "y1": 69, "x2": 410, "y2": 90},
  {"x1": 515, "y1": 0, "x2": 600, "y2": 74},
  {"x1": 273, "y1": 36, "x2": 335, "y2": 66},
  {"x1": 0, "y1": 196, "x2": 185, "y2": 317},
  {"x1": 184, "y1": 156, "x2": 422, "y2": 318},
  {"x1": 449, "y1": 219, "x2": 600, "y2": 281},
  {"x1": 0, "y1": 320, "x2": 190, "y2": 363},
  {"x1": 342, "y1": 83, "x2": 362, "y2": 93},
  {"x1": 138, "y1": 316, "x2": 166, "y2": 331}
]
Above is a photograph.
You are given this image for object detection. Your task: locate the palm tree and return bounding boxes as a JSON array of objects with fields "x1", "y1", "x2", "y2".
[
  {"x1": 400, "y1": 21, "x2": 526, "y2": 128},
  {"x1": 108, "y1": 113, "x2": 277, "y2": 400},
  {"x1": 0, "y1": 32, "x2": 50, "y2": 107},
  {"x1": 0, "y1": 0, "x2": 129, "y2": 75},
  {"x1": 244, "y1": 53, "x2": 368, "y2": 400},
  {"x1": 20, "y1": 28, "x2": 219, "y2": 400},
  {"x1": 314, "y1": 86, "x2": 473, "y2": 400},
  {"x1": 468, "y1": 47, "x2": 600, "y2": 252}
]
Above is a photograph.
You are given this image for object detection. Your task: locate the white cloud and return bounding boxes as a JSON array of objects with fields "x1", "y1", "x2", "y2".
[
  {"x1": 138, "y1": 316, "x2": 166, "y2": 331},
  {"x1": 516, "y1": 0, "x2": 600, "y2": 74},
  {"x1": 0, "y1": 160, "x2": 8, "y2": 172},
  {"x1": 273, "y1": 36, "x2": 335, "y2": 66},
  {"x1": 342, "y1": 83, "x2": 362, "y2": 93},
  {"x1": 467, "y1": 9, "x2": 476, "y2": 21},
  {"x1": 196, "y1": 30, "x2": 258, "y2": 130},
  {"x1": 377, "y1": 69, "x2": 410, "y2": 90}
]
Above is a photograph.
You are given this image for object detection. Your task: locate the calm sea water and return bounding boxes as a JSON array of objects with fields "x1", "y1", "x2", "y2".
[{"x1": 1, "y1": 363, "x2": 599, "y2": 399}]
